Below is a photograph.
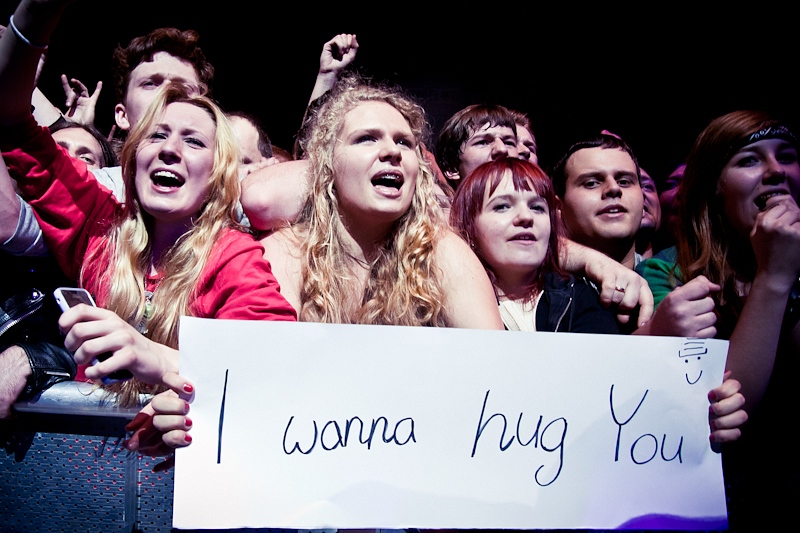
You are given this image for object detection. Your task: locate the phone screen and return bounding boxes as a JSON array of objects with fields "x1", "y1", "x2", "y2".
[{"x1": 59, "y1": 289, "x2": 94, "y2": 308}]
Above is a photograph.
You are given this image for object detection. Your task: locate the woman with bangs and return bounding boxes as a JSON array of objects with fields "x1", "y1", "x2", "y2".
[
  {"x1": 248, "y1": 77, "x2": 503, "y2": 328},
  {"x1": 638, "y1": 110, "x2": 800, "y2": 528},
  {"x1": 449, "y1": 158, "x2": 618, "y2": 333},
  {"x1": 1, "y1": 11, "x2": 296, "y2": 409}
]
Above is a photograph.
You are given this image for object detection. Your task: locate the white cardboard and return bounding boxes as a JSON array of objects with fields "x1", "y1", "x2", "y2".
[{"x1": 172, "y1": 318, "x2": 728, "y2": 530}]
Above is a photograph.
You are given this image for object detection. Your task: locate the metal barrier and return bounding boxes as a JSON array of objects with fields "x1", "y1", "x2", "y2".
[
  {"x1": 2, "y1": 384, "x2": 387, "y2": 532},
  {"x1": 1, "y1": 382, "x2": 175, "y2": 533}
]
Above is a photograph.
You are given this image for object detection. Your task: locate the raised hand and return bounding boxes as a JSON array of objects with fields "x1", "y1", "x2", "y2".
[
  {"x1": 308, "y1": 33, "x2": 359, "y2": 104},
  {"x1": 61, "y1": 74, "x2": 102, "y2": 125}
]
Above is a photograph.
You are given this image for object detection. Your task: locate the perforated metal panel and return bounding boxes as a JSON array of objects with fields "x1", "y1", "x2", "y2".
[
  {"x1": 1, "y1": 431, "x2": 135, "y2": 532},
  {"x1": 1, "y1": 383, "x2": 175, "y2": 533},
  {"x1": 136, "y1": 457, "x2": 175, "y2": 532}
]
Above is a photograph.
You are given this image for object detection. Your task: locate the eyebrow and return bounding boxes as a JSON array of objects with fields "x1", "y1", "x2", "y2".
[
  {"x1": 73, "y1": 146, "x2": 96, "y2": 156},
  {"x1": 349, "y1": 127, "x2": 414, "y2": 141},
  {"x1": 486, "y1": 192, "x2": 544, "y2": 203},
  {"x1": 470, "y1": 131, "x2": 515, "y2": 142}
]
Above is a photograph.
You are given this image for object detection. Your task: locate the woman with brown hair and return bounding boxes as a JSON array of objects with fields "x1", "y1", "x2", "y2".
[{"x1": 639, "y1": 109, "x2": 800, "y2": 528}]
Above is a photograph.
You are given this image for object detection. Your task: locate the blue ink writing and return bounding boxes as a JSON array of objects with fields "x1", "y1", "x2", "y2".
[
  {"x1": 217, "y1": 369, "x2": 228, "y2": 464},
  {"x1": 609, "y1": 384, "x2": 683, "y2": 465},
  {"x1": 471, "y1": 390, "x2": 567, "y2": 487},
  {"x1": 283, "y1": 415, "x2": 415, "y2": 455}
]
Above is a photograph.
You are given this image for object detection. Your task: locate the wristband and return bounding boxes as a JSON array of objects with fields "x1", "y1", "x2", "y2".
[{"x1": 9, "y1": 15, "x2": 49, "y2": 50}]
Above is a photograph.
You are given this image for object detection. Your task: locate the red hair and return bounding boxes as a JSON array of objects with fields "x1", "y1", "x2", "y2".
[{"x1": 450, "y1": 158, "x2": 566, "y2": 298}]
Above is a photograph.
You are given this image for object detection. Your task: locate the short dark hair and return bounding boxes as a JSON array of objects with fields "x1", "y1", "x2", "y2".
[
  {"x1": 49, "y1": 120, "x2": 119, "y2": 168},
  {"x1": 550, "y1": 133, "x2": 640, "y2": 198},
  {"x1": 227, "y1": 111, "x2": 273, "y2": 158},
  {"x1": 436, "y1": 104, "x2": 517, "y2": 176},
  {"x1": 112, "y1": 28, "x2": 214, "y2": 104}
]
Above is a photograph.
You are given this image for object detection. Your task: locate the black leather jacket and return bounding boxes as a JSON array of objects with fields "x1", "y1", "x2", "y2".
[{"x1": 535, "y1": 273, "x2": 619, "y2": 334}]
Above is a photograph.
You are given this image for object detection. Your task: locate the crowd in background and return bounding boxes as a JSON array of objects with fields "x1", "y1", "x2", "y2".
[{"x1": 1, "y1": 1, "x2": 799, "y2": 530}]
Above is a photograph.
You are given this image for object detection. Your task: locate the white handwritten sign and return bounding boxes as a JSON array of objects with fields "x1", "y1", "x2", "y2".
[{"x1": 172, "y1": 318, "x2": 729, "y2": 530}]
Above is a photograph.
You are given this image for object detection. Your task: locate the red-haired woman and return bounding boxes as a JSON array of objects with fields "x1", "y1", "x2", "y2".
[{"x1": 450, "y1": 158, "x2": 618, "y2": 333}]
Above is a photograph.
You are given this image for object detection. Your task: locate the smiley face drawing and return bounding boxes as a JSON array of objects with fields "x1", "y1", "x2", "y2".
[{"x1": 679, "y1": 339, "x2": 708, "y2": 385}]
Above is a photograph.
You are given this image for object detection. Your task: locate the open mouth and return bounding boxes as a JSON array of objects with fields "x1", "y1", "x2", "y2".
[
  {"x1": 371, "y1": 172, "x2": 404, "y2": 190},
  {"x1": 372, "y1": 172, "x2": 405, "y2": 193},
  {"x1": 597, "y1": 205, "x2": 627, "y2": 216},
  {"x1": 754, "y1": 190, "x2": 789, "y2": 211},
  {"x1": 151, "y1": 170, "x2": 185, "y2": 189},
  {"x1": 510, "y1": 234, "x2": 536, "y2": 242}
]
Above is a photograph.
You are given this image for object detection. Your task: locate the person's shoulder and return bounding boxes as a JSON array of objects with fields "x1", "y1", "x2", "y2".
[
  {"x1": 637, "y1": 246, "x2": 678, "y2": 271},
  {"x1": 90, "y1": 166, "x2": 124, "y2": 202},
  {"x1": 434, "y1": 227, "x2": 470, "y2": 256},
  {"x1": 205, "y1": 227, "x2": 264, "y2": 265},
  {"x1": 260, "y1": 226, "x2": 303, "y2": 252},
  {"x1": 433, "y1": 227, "x2": 485, "y2": 277},
  {"x1": 636, "y1": 246, "x2": 681, "y2": 280}
]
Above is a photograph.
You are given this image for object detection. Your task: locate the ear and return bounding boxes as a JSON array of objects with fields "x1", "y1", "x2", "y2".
[
  {"x1": 115, "y1": 103, "x2": 131, "y2": 131},
  {"x1": 554, "y1": 196, "x2": 564, "y2": 220}
]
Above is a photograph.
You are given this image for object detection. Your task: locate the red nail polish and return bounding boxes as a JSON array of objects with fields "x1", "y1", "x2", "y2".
[
  {"x1": 183, "y1": 383, "x2": 194, "y2": 393},
  {"x1": 708, "y1": 390, "x2": 718, "y2": 402},
  {"x1": 185, "y1": 417, "x2": 193, "y2": 428},
  {"x1": 184, "y1": 434, "x2": 192, "y2": 443},
  {"x1": 184, "y1": 401, "x2": 190, "y2": 414}
]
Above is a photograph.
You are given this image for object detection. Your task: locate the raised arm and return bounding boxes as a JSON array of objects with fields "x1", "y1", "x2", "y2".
[
  {"x1": 726, "y1": 196, "x2": 800, "y2": 414},
  {"x1": 308, "y1": 33, "x2": 359, "y2": 105},
  {"x1": 0, "y1": 153, "x2": 21, "y2": 243},
  {"x1": 241, "y1": 160, "x2": 311, "y2": 232},
  {"x1": 0, "y1": 0, "x2": 73, "y2": 128}
]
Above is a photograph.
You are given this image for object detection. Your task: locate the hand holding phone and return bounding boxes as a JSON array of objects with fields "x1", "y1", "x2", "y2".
[{"x1": 53, "y1": 287, "x2": 133, "y2": 383}]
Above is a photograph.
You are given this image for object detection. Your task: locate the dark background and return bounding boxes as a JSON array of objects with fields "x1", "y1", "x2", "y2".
[{"x1": 3, "y1": 2, "x2": 797, "y2": 181}]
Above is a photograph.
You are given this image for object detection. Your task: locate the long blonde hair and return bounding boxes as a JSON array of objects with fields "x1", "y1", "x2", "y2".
[
  {"x1": 297, "y1": 77, "x2": 446, "y2": 326},
  {"x1": 82, "y1": 84, "x2": 242, "y2": 404}
]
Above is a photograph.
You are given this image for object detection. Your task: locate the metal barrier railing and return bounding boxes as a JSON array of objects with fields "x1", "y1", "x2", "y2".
[{"x1": 2, "y1": 381, "x2": 174, "y2": 533}]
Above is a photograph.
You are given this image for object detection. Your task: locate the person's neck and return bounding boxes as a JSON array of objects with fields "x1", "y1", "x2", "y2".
[
  {"x1": 593, "y1": 238, "x2": 637, "y2": 270},
  {"x1": 339, "y1": 217, "x2": 393, "y2": 268},
  {"x1": 150, "y1": 219, "x2": 194, "y2": 274},
  {"x1": 494, "y1": 270, "x2": 542, "y2": 302}
]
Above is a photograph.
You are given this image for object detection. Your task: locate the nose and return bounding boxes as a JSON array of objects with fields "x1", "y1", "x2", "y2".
[
  {"x1": 379, "y1": 139, "x2": 402, "y2": 163},
  {"x1": 517, "y1": 142, "x2": 531, "y2": 161},
  {"x1": 490, "y1": 138, "x2": 509, "y2": 160},
  {"x1": 763, "y1": 154, "x2": 788, "y2": 185},
  {"x1": 158, "y1": 134, "x2": 182, "y2": 164},
  {"x1": 602, "y1": 179, "x2": 622, "y2": 199},
  {"x1": 513, "y1": 205, "x2": 534, "y2": 227}
]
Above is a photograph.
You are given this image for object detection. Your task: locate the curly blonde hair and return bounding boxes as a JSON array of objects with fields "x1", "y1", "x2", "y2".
[
  {"x1": 296, "y1": 77, "x2": 447, "y2": 326},
  {"x1": 83, "y1": 84, "x2": 243, "y2": 404}
]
